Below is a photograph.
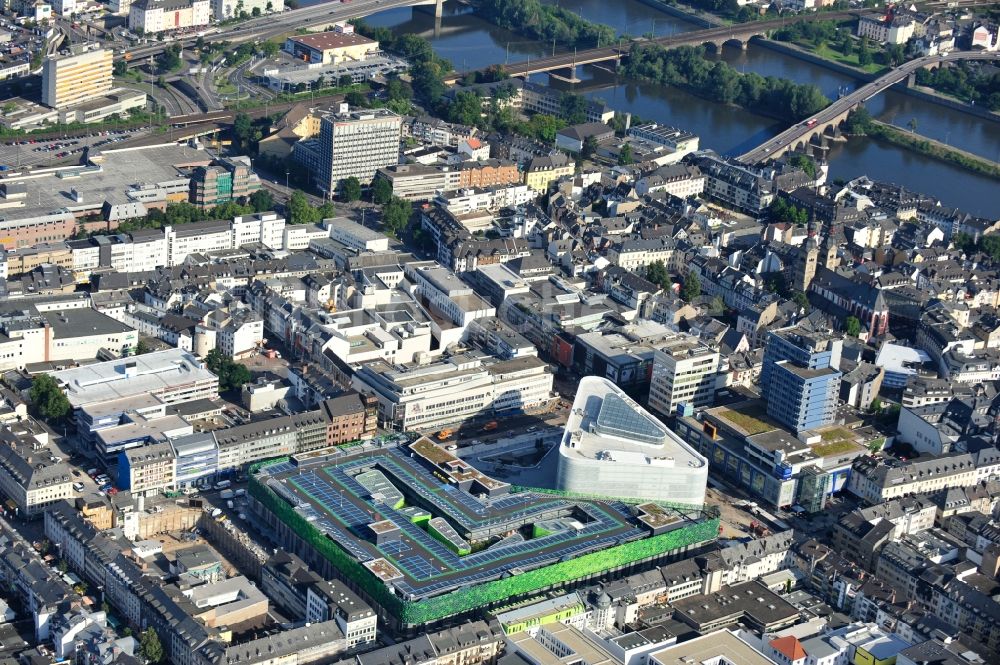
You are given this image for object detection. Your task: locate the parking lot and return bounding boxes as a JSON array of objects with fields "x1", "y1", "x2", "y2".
[{"x1": 0, "y1": 129, "x2": 148, "y2": 169}]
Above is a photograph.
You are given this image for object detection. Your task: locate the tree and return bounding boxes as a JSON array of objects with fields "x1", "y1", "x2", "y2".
[
  {"x1": 288, "y1": 190, "x2": 318, "y2": 225},
  {"x1": 792, "y1": 291, "x2": 810, "y2": 313},
  {"x1": 134, "y1": 340, "x2": 152, "y2": 355},
  {"x1": 907, "y1": 117, "x2": 918, "y2": 133},
  {"x1": 341, "y1": 176, "x2": 362, "y2": 203},
  {"x1": 345, "y1": 90, "x2": 367, "y2": 108},
  {"x1": 645, "y1": 260, "x2": 670, "y2": 290},
  {"x1": 844, "y1": 107, "x2": 873, "y2": 135},
  {"x1": 385, "y1": 77, "x2": 410, "y2": 103},
  {"x1": 788, "y1": 153, "x2": 816, "y2": 179},
  {"x1": 382, "y1": 197, "x2": 412, "y2": 237},
  {"x1": 232, "y1": 112, "x2": 253, "y2": 150},
  {"x1": 845, "y1": 315, "x2": 862, "y2": 337},
  {"x1": 140, "y1": 627, "x2": 165, "y2": 664},
  {"x1": 952, "y1": 232, "x2": 976, "y2": 254},
  {"x1": 249, "y1": 189, "x2": 274, "y2": 213},
  {"x1": 204, "y1": 349, "x2": 252, "y2": 392},
  {"x1": 680, "y1": 270, "x2": 701, "y2": 302},
  {"x1": 448, "y1": 91, "x2": 483, "y2": 127},
  {"x1": 580, "y1": 136, "x2": 598, "y2": 160},
  {"x1": 372, "y1": 176, "x2": 393, "y2": 205},
  {"x1": 251, "y1": 5, "x2": 261, "y2": 16},
  {"x1": 113, "y1": 60, "x2": 128, "y2": 76},
  {"x1": 29, "y1": 374, "x2": 70, "y2": 422},
  {"x1": 559, "y1": 93, "x2": 588, "y2": 124},
  {"x1": 338, "y1": 74, "x2": 353, "y2": 88},
  {"x1": 618, "y1": 143, "x2": 634, "y2": 166},
  {"x1": 884, "y1": 43, "x2": 905, "y2": 67},
  {"x1": 858, "y1": 43, "x2": 873, "y2": 67},
  {"x1": 981, "y1": 235, "x2": 1000, "y2": 261}
]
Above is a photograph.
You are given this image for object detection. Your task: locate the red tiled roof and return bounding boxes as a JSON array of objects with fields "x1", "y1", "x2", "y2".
[{"x1": 771, "y1": 636, "x2": 806, "y2": 661}]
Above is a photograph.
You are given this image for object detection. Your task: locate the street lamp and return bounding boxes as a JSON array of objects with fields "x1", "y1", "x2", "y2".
[{"x1": 285, "y1": 170, "x2": 289, "y2": 192}]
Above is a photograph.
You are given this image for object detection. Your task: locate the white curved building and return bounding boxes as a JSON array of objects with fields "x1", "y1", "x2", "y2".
[{"x1": 556, "y1": 377, "x2": 708, "y2": 507}]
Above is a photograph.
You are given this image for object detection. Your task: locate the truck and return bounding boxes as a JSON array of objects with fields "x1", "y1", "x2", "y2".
[
  {"x1": 220, "y1": 489, "x2": 235, "y2": 500},
  {"x1": 482, "y1": 421, "x2": 498, "y2": 432},
  {"x1": 214, "y1": 480, "x2": 231, "y2": 491}
]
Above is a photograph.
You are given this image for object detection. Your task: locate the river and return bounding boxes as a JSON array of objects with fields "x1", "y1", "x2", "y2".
[{"x1": 359, "y1": 0, "x2": 1000, "y2": 217}]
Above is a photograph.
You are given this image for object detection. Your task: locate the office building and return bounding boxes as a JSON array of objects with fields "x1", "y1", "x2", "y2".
[
  {"x1": 556, "y1": 376, "x2": 708, "y2": 507},
  {"x1": 189, "y1": 157, "x2": 261, "y2": 207},
  {"x1": 50, "y1": 350, "x2": 218, "y2": 451},
  {"x1": 761, "y1": 325, "x2": 843, "y2": 434},
  {"x1": 296, "y1": 106, "x2": 401, "y2": 196},
  {"x1": 352, "y1": 352, "x2": 552, "y2": 431},
  {"x1": 42, "y1": 45, "x2": 112, "y2": 109},
  {"x1": 648, "y1": 333, "x2": 721, "y2": 417}
]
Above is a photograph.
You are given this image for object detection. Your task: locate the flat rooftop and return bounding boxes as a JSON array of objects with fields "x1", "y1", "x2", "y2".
[
  {"x1": 287, "y1": 31, "x2": 377, "y2": 51},
  {"x1": 0, "y1": 144, "x2": 211, "y2": 223},
  {"x1": 561, "y1": 376, "x2": 704, "y2": 468},
  {"x1": 255, "y1": 440, "x2": 702, "y2": 603},
  {"x1": 51, "y1": 349, "x2": 216, "y2": 408},
  {"x1": 649, "y1": 630, "x2": 776, "y2": 665}
]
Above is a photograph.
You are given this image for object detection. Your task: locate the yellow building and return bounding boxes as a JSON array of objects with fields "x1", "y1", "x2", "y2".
[
  {"x1": 257, "y1": 103, "x2": 329, "y2": 160},
  {"x1": 524, "y1": 153, "x2": 575, "y2": 192},
  {"x1": 42, "y1": 45, "x2": 113, "y2": 109},
  {"x1": 283, "y1": 29, "x2": 378, "y2": 66}
]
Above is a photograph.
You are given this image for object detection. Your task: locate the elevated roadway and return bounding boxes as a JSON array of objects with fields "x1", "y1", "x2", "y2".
[
  {"x1": 125, "y1": 0, "x2": 440, "y2": 65},
  {"x1": 738, "y1": 50, "x2": 1000, "y2": 163}
]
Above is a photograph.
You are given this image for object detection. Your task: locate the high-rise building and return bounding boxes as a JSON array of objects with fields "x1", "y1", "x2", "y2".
[
  {"x1": 761, "y1": 325, "x2": 842, "y2": 433},
  {"x1": 310, "y1": 106, "x2": 401, "y2": 196},
  {"x1": 42, "y1": 45, "x2": 112, "y2": 109},
  {"x1": 648, "y1": 333, "x2": 720, "y2": 417}
]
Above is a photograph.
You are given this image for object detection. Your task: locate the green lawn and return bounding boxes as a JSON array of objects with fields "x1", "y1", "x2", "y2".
[
  {"x1": 716, "y1": 404, "x2": 775, "y2": 435},
  {"x1": 798, "y1": 41, "x2": 887, "y2": 75},
  {"x1": 812, "y1": 427, "x2": 863, "y2": 457}
]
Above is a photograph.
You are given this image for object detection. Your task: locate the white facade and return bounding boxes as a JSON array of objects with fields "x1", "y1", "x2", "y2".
[
  {"x1": 51, "y1": 0, "x2": 77, "y2": 16},
  {"x1": 648, "y1": 336, "x2": 720, "y2": 417},
  {"x1": 232, "y1": 212, "x2": 285, "y2": 249},
  {"x1": 211, "y1": 0, "x2": 273, "y2": 21},
  {"x1": 128, "y1": 0, "x2": 210, "y2": 33},
  {"x1": 556, "y1": 377, "x2": 708, "y2": 507},
  {"x1": 352, "y1": 353, "x2": 552, "y2": 431}
]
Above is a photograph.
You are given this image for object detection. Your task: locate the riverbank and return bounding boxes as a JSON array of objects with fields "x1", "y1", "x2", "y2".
[{"x1": 865, "y1": 120, "x2": 1000, "y2": 180}]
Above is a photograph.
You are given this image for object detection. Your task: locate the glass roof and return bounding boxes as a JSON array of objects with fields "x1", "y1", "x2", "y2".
[{"x1": 594, "y1": 393, "x2": 667, "y2": 445}]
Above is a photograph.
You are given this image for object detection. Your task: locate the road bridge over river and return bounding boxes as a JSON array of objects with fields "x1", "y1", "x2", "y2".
[{"x1": 737, "y1": 50, "x2": 1000, "y2": 163}]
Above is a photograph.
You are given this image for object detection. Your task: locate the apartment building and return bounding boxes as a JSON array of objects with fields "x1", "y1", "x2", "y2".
[
  {"x1": 0, "y1": 419, "x2": 74, "y2": 517},
  {"x1": 120, "y1": 441, "x2": 176, "y2": 497},
  {"x1": 42, "y1": 45, "x2": 112, "y2": 109},
  {"x1": 648, "y1": 334, "x2": 721, "y2": 417},
  {"x1": 128, "y1": 0, "x2": 210, "y2": 33},
  {"x1": 305, "y1": 579, "x2": 377, "y2": 647}
]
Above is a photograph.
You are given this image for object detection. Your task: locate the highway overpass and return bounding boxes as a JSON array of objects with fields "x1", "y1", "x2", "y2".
[
  {"x1": 737, "y1": 50, "x2": 1000, "y2": 164},
  {"x1": 125, "y1": 0, "x2": 442, "y2": 65}
]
